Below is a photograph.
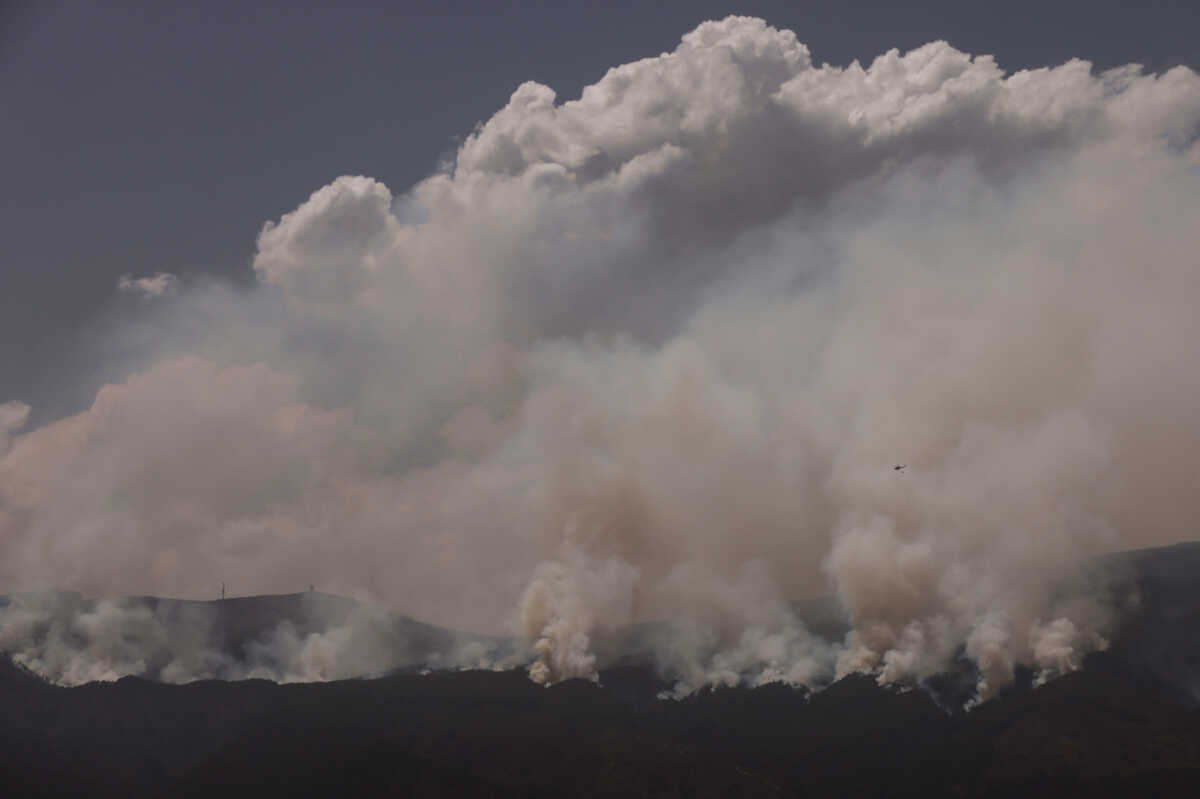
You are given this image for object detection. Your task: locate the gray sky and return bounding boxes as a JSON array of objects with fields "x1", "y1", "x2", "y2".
[{"x1": 3, "y1": 0, "x2": 1198, "y2": 422}]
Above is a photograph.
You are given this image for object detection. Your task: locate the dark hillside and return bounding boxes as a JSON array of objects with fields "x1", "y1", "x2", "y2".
[
  {"x1": 3, "y1": 654, "x2": 1200, "y2": 797},
  {"x1": 2, "y1": 542, "x2": 1200, "y2": 796}
]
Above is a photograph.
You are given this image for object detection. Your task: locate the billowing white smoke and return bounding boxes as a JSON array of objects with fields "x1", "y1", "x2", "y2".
[
  {"x1": 520, "y1": 551, "x2": 639, "y2": 684},
  {"x1": 0, "y1": 592, "x2": 515, "y2": 686},
  {"x1": 2, "y1": 17, "x2": 1199, "y2": 702},
  {"x1": 0, "y1": 594, "x2": 228, "y2": 684}
]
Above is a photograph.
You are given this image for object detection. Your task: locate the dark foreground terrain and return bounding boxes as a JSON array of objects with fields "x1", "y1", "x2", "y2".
[
  {"x1": 3, "y1": 653, "x2": 1200, "y2": 797},
  {"x1": 3, "y1": 543, "x2": 1200, "y2": 797}
]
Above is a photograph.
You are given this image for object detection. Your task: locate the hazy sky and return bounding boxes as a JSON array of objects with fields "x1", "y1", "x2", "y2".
[{"x1": 3, "y1": 0, "x2": 1199, "y2": 422}]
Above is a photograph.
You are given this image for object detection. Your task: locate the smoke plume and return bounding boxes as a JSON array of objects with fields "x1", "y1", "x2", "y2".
[{"x1": 2, "y1": 17, "x2": 1198, "y2": 702}]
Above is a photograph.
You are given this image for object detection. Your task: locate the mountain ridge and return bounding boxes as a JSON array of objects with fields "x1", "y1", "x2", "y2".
[{"x1": 2, "y1": 542, "x2": 1200, "y2": 795}]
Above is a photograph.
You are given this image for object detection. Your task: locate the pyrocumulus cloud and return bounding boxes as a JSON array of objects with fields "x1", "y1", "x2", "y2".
[{"x1": 2, "y1": 18, "x2": 1199, "y2": 702}]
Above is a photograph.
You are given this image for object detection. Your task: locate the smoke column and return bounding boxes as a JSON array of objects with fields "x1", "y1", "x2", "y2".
[{"x1": 2, "y1": 18, "x2": 1199, "y2": 701}]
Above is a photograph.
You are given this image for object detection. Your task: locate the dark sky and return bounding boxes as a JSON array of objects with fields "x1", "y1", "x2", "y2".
[{"x1": 3, "y1": 0, "x2": 1198, "y2": 420}]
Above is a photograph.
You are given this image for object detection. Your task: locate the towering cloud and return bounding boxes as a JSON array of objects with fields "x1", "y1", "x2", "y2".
[{"x1": 2, "y1": 17, "x2": 1198, "y2": 701}]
